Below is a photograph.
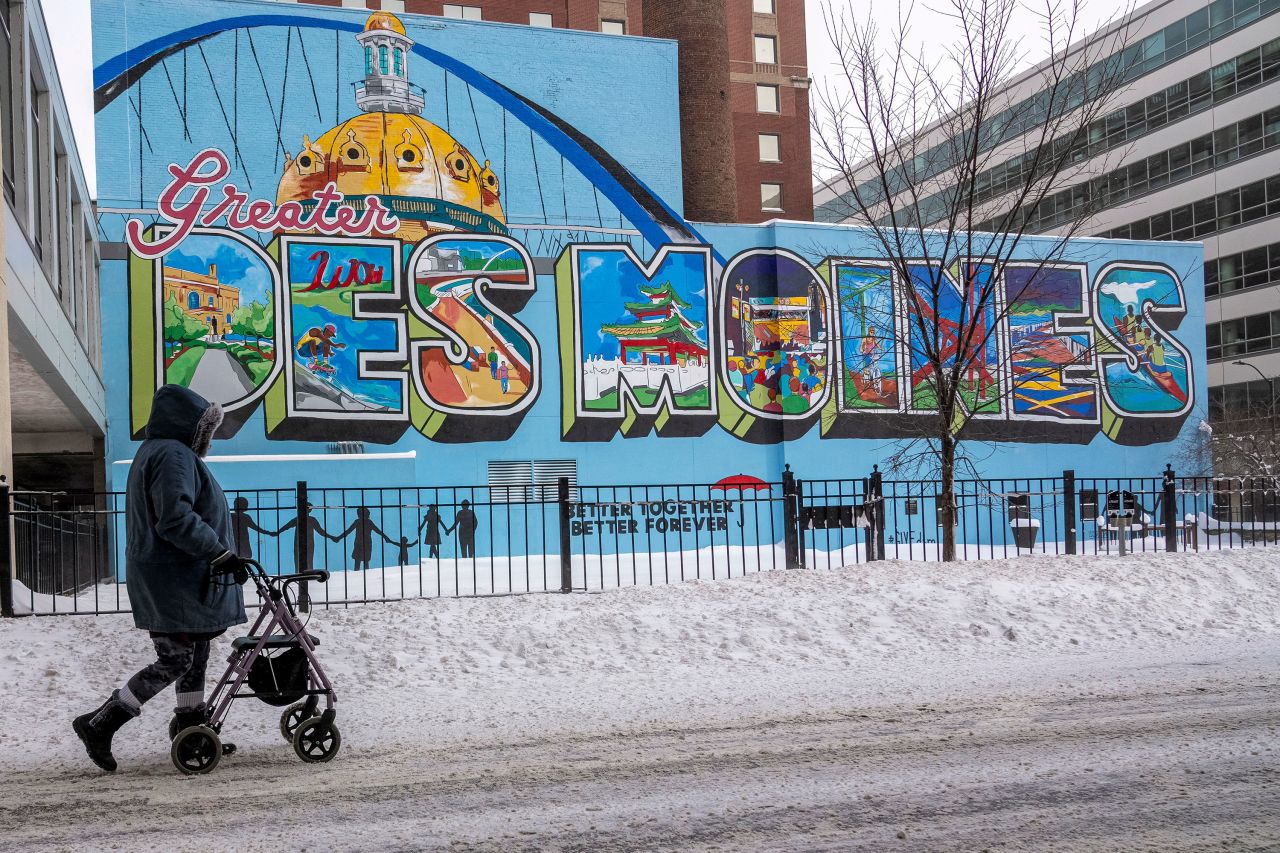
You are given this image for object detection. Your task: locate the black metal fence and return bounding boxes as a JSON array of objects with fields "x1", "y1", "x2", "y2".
[{"x1": 2, "y1": 466, "x2": 1276, "y2": 617}]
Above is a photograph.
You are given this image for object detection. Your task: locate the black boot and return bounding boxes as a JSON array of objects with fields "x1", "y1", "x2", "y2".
[
  {"x1": 72, "y1": 692, "x2": 138, "y2": 772},
  {"x1": 170, "y1": 705, "x2": 236, "y2": 756}
]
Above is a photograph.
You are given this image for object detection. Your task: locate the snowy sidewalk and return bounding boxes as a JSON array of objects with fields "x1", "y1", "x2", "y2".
[{"x1": 0, "y1": 550, "x2": 1278, "y2": 850}]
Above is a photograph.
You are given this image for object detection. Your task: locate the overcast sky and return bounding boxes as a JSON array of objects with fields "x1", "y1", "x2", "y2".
[{"x1": 50, "y1": 0, "x2": 1117, "y2": 199}]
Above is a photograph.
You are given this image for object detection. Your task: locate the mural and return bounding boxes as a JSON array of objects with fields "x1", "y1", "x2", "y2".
[
  {"x1": 720, "y1": 250, "x2": 832, "y2": 421},
  {"x1": 96, "y1": 1, "x2": 1208, "y2": 497}
]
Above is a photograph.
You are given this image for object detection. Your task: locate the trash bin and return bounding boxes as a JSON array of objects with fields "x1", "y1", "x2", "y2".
[{"x1": 1008, "y1": 493, "x2": 1039, "y2": 551}]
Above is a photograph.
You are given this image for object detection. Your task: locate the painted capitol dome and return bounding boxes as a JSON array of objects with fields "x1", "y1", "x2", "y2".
[{"x1": 276, "y1": 11, "x2": 506, "y2": 242}]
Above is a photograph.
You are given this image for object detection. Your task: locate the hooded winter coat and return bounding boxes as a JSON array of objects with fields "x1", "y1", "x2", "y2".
[{"x1": 125, "y1": 385, "x2": 247, "y2": 634}]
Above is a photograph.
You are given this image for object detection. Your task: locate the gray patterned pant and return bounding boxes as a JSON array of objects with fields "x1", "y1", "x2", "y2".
[{"x1": 118, "y1": 632, "x2": 220, "y2": 713}]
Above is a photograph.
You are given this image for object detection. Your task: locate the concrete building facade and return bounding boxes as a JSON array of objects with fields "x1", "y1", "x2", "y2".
[
  {"x1": 0, "y1": 0, "x2": 104, "y2": 494},
  {"x1": 284, "y1": 0, "x2": 814, "y2": 224},
  {"x1": 814, "y1": 0, "x2": 1280, "y2": 440}
]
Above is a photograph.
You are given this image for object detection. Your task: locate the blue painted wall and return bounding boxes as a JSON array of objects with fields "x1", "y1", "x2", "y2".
[{"x1": 93, "y1": 0, "x2": 1208, "y2": 497}]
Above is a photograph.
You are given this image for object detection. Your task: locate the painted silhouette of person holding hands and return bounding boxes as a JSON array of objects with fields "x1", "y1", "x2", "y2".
[
  {"x1": 229, "y1": 496, "x2": 272, "y2": 559},
  {"x1": 419, "y1": 504, "x2": 449, "y2": 559},
  {"x1": 275, "y1": 504, "x2": 333, "y2": 573},
  {"x1": 332, "y1": 506, "x2": 387, "y2": 572},
  {"x1": 384, "y1": 534, "x2": 416, "y2": 568},
  {"x1": 454, "y1": 500, "x2": 478, "y2": 559}
]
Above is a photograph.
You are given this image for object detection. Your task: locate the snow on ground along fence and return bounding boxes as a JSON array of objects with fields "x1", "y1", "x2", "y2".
[{"x1": 2, "y1": 470, "x2": 1279, "y2": 616}]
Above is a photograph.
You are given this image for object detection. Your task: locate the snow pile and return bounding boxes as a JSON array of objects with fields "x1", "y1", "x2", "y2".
[{"x1": 1, "y1": 549, "x2": 1277, "y2": 774}]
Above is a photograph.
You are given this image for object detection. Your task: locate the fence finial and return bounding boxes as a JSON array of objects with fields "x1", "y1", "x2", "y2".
[{"x1": 784, "y1": 464, "x2": 790, "y2": 473}]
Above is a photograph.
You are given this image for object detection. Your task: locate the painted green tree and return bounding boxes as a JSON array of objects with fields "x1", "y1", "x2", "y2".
[
  {"x1": 231, "y1": 300, "x2": 274, "y2": 352},
  {"x1": 163, "y1": 296, "x2": 208, "y2": 355}
]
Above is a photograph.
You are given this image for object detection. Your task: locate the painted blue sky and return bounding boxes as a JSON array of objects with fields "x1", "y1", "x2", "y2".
[
  {"x1": 577, "y1": 249, "x2": 709, "y2": 360},
  {"x1": 166, "y1": 233, "x2": 272, "y2": 304}
]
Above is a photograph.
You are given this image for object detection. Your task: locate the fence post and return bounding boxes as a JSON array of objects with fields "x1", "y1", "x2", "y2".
[
  {"x1": 782, "y1": 465, "x2": 801, "y2": 569},
  {"x1": 295, "y1": 481, "x2": 311, "y2": 612},
  {"x1": 1162, "y1": 464, "x2": 1177, "y2": 553},
  {"x1": 0, "y1": 477, "x2": 12, "y2": 617},
  {"x1": 557, "y1": 476, "x2": 572, "y2": 593},
  {"x1": 868, "y1": 465, "x2": 884, "y2": 561},
  {"x1": 1063, "y1": 469, "x2": 1077, "y2": 556}
]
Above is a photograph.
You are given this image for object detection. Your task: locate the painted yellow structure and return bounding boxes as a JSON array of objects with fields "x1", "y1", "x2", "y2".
[
  {"x1": 163, "y1": 264, "x2": 241, "y2": 336},
  {"x1": 276, "y1": 12, "x2": 506, "y2": 242}
]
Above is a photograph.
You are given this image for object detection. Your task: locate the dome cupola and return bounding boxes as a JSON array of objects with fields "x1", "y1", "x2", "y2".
[{"x1": 355, "y1": 12, "x2": 424, "y2": 114}]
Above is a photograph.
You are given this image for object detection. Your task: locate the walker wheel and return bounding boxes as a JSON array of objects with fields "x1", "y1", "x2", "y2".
[
  {"x1": 171, "y1": 726, "x2": 222, "y2": 775},
  {"x1": 292, "y1": 717, "x2": 341, "y2": 763},
  {"x1": 280, "y1": 703, "x2": 310, "y2": 742}
]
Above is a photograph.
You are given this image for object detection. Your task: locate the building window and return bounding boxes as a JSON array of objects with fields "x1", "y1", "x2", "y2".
[
  {"x1": 754, "y1": 0, "x2": 776, "y2": 13},
  {"x1": 1102, "y1": 174, "x2": 1280, "y2": 242},
  {"x1": 1207, "y1": 310, "x2": 1280, "y2": 360},
  {"x1": 363, "y1": 46, "x2": 373, "y2": 75},
  {"x1": 208, "y1": 295, "x2": 215, "y2": 308},
  {"x1": 378, "y1": 45, "x2": 388, "y2": 74},
  {"x1": 187, "y1": 292, "x2": 199, "y2": 310},
  {"x1": 529, "y1": 12, "x2": 553, "y2": 27},
  {"x1": 761, "y1": 183, "x2": 784, "y2": 211},
  {"x1": 0, "y1": 2, "x2": 15, "y2": 205},
  {"x1": 754, "y1": 35, "x2": 777, "y2": 65},
  {"x1": 601, "y1": 19, "x2": 626, "y2": 35},
  {"x1": 1206, "y1": 240, "x2": 1280, "y2": 297},
  {"x1": 29, "y1": 74, "x2": 44, "y2": 260},
  {"x1": 393, "y1": 48, "x2": 403, "y2": 76},
  {"x1": 442, "y1": 5, "x2": 482, "y2": 20},
  {"x1": 758, "y1": 133, "x2": 781, "y2": 162},
  {"x1": 756, "y1": 84, "x2": 779, "y2": 113}
]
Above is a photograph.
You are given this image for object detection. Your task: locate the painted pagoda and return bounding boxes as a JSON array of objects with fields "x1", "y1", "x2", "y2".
[{"x1": 601, "y1": 281, "x2": 708, "y2": 365}]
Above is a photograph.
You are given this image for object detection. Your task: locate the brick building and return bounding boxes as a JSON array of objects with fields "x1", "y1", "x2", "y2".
[{"x1": 286, "y1": 0, "x2": 813, "y2": 223}]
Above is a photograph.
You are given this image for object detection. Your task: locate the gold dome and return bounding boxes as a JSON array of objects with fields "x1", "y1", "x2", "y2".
[
  {"x1": 278, "y1": 113, "x2": 505, "y2": 242},
  {"x1": 364, "y1": 12, "x2": 407, "y2": 36}
]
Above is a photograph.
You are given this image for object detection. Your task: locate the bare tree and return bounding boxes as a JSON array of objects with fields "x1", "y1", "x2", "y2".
[{"x1": 812, "y1": 0, "x2": 1143, "y2": 560}]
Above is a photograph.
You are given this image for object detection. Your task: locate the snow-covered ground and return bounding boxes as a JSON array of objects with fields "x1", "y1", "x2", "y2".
[{"x1": 1, "y1": 550, "x2": 1279, "y2": 850}]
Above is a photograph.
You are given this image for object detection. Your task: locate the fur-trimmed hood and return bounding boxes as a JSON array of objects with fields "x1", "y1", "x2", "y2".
[{"x1": 145, "y1": 385, "x2": 223, "y2": 457}]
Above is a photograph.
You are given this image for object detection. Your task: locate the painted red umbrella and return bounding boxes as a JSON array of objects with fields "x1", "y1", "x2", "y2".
[{"x1": 711, "y1": 474, "x2": 772, "y2": 491}]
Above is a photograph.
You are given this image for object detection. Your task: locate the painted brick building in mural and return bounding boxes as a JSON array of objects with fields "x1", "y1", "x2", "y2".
[
  {"x1": 92, "y1": 0, "x2": 1207, "y2": 520},
  {"x1": 284, "y1": 0, "x2": 814, "y2": 224}
]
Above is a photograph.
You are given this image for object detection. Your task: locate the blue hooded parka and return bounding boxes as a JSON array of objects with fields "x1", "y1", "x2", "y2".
[{"x1": 125, "y1": 385, "x2": 247, "y2": 634}]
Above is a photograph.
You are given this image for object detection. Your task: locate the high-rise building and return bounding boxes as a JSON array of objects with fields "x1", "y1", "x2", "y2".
[
  {"x1": 814, "y1": 0, "x2": 1280, "y2": 440},
  {"x1": 286, "y1": 0, "x2": 814, "y2": 223},
  {"x1": 0, "y1": 0, "x2": 104, "y2": 493}
]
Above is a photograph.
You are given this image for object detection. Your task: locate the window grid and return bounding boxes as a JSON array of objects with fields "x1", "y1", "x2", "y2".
[
  {"x1": 442, "y1": 5, "x2": 482, "y2": 20},
  {"x1": 753, "y1": 0, "x2": 776, "y2": 13},
  {"x1": 822, "y1": 0, "x2": 1280, "y2": 223},
  {"x1": 880, "y1": 36, "x2": 1280, "y2": 229},
  {"x1": 1102, "y1": 175, "x2": 1280, "y2": 242},
  {"x1": 1207, "y1": 310, "x2": 1280, "y2": 360},
  {"x1": 982, "y1": 105, "x2": 1280, "y2": 233},
  {"x1": 529, "y1": 12, "x2": 553, "y2": 27},
  {"x1": 601, "y1": 19, "x2": 626, "y2": 35},
  {"x1": 1209, "y1": 377, "x2": 1280, "y2": 422},
  {"x1": 0, "y1": 3, "x2": 13, "y2": 205},
  {"x1": 1206, "y1": 240, "x2": 1280, "y2": 297}
]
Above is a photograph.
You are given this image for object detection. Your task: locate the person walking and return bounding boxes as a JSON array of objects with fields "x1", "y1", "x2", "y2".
[
  {"x1": 487, "y1": 347, "x2": 499, "y2": 379},
  {"x1": 73, "y1": 385, "x2": 248, "y2": 772},
  {"x1": 498, "y1": 361, "x2": 510, "y2": 394}
]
